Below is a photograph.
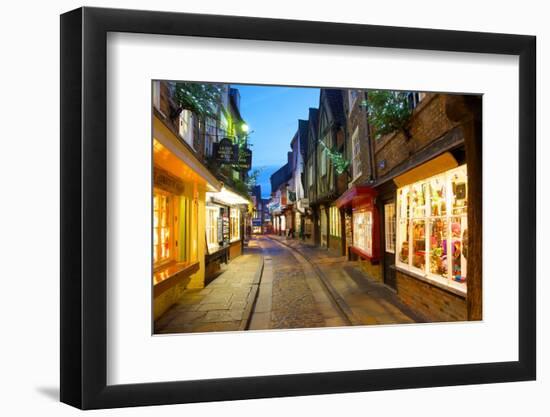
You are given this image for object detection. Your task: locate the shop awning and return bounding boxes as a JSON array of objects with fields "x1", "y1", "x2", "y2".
[
  {"x1": 153, "y1": 115, "x2": 221, "y2": 192},
  {"x1": 393, "y1": 152, "x2": 458, "y2": 188},
  {"x1": 206, "y1": 186, "x2": 251, "y2": 206},
  {"x1": 335, "y1": 185, "x2": 377, "y2": 209}
]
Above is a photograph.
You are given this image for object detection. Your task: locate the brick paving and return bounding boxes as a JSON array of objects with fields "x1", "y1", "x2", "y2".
[{"x1": 154, "y1": 248, "x2": 264, "y2": 334}]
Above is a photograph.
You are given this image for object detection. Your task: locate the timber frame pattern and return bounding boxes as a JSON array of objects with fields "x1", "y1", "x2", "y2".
[{"x1": 60, "y1": 7, "x2": 536, "y2": 409}]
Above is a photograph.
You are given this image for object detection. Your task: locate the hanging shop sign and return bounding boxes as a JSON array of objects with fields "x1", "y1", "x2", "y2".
[
  {"x1": 235, "y1": 147, "x2": 252, "y2": 171},
  {"x1": 213, "y1": 138, "x2": 238, "y2": 164},
  {"x1": 287, "y1": 190, "x2": 296, "y2": 202}
]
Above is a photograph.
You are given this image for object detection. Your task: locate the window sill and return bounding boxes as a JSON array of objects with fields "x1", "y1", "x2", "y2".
[
  {"x1": 349, "y1": 245, "x2": 378, "y2": 263},
  {"x1": 394, "y1": 264, "x2": 466, "y2": 298},
  {"x1": 153, "y1": 261, "x2": 200, "y2": 298}
]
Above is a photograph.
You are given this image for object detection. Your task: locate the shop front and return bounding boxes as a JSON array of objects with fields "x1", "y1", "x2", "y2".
[
  {"x1": 205, "y1": 186, "x2": 250, "y2": 281},
  {"x1": 252, "y1": 219, "x2": 263, "y2": 234},
  {"x1": 390, "y1": 153, "x2": 469, "y2": 321},
  {"x1": 153, "y1": 114, "x2": 221, "y2": 320},
  {"x1": 336, "y1": 185, "x2": 381, "y2": 281}
]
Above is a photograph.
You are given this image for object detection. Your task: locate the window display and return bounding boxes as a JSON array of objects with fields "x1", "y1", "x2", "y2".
[
  {"x1": 384, "y1": 203, "x2": 396, "y2": 253},
  {"x1": 320, "y1": 207, "x2": 327, "y2": 247},
  {"x1": 230, "y1": 208, "x2": 240, "y2": 242},
  {"x1": 353, "y1": 210, "x2": 373, "y2": 256},
  {"x1": 396, "y1": 165, "x2": 468, "y2": 290},
  {"x1": 206, "y1": 206, "x2": 220, "y2": 251},
  {"x1": 153, "y1": 190, "x2": 174, "y2": 266},
  {"x1": 329, "y1": 205, "x2": 341, "y2": 237}
]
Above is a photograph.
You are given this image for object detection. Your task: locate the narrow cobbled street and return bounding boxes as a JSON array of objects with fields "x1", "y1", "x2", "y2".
[
  {"x1": 250, "y1": 235, "x2": 421, "y2": 330},
  {"x1": 156, "y1": 235, "x2": 421, "y2": 334},
  {"x1": 248, "y1": 236, "x2": 348, "y2": 330}
]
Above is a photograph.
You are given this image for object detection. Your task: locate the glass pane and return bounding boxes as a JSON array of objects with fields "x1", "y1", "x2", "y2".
[
  {"x1": 451, "y1": 166, "x2": 468, "y2": 215},
  {"x1": 430, "y1": 175, "x2": 446, "y2": 217},
  {"x1": 412, "y1": 219, "x2": 426, "y2": 270},
  {"x1": 410, "y1": 182, "x2": 427, "y2": 218},
  {"x1": 429, "y1": 218, "x2": 448, "y2": 278},
  {"x1": 450, "y1": 216, "x2": 468, "y2": 283},
  {"x1": 353, "y1": 211, "x2": 367, "y2": 253},
  {"x1": 397, "y1": 218, "x2": 409, "y2": 264}
]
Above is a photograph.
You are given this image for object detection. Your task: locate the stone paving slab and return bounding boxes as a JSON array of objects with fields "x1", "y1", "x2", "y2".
[{"x1": 154, "y1": 251, "x2": 264, "y2": 334}]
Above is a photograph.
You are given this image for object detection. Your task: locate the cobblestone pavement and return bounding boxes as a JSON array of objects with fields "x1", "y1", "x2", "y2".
[
  {"x1": 155, "y1": 235, "x2": 420, "y2": 335},
  {"x1": 154, "y1": 246, "x2": 263, "y2": 334},
  {"x1": 249, "y1": 236, "x2": 347, "y2": 330},
  {"x1": 267, "y1": 235, "x2": 422, "y2": 326}
]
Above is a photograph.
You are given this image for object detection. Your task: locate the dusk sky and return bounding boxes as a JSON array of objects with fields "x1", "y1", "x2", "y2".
[{"x1": 233, "y1": 84, "x2": 320, "y2": 198}]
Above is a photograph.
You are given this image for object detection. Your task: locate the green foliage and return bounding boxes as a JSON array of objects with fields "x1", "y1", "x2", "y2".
[
  {"x1": 319, "y1": 140, "x2": 350, "y2": 175},
  {"x1": 246, "y1": 168, "x2": 262, "y2": 190},
  {"x1": 173, "y1": 82, "x2": 222, "y2": 119},
  {"x1": 367, "y1": 90, "x2": 413, "y2": 138}
]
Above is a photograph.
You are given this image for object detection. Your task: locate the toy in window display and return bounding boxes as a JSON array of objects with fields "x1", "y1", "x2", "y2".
[
  {"x1": 430, "y1": 219, "x2": 448, "y2": 276},
  {"x1": 412, "y1": 221, "x2": 425, "y2": 269},
  {"x1": 450, "y1": 222, "x2": 466, "y2": 283},
  {"x1": 399, "y1": 241, "x2": 409, "y2": 263},
  {"x1": 430, "y1": 182, "x2": 446, "y2": 216}
]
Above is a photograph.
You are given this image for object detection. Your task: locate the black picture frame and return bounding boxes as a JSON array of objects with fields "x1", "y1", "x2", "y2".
[{"x1": 60, "y1": 6, "x2": 536, "y2": 410}]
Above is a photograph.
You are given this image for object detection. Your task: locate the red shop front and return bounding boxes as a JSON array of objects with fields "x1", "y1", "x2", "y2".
[{"x1": 335, "y1": 185, "x2": 380, "y2": 263}]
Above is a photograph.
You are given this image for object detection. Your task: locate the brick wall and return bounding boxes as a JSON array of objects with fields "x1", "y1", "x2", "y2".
[
  {"x1": 375, "y1": 94, "x2": 460, "y2": 178},
  {"x1": 395, "y1": 270, "x2": 467, "y2": 322},
  {"x1": 358, "y1": 258, "x2": 382, "y2": 282}
]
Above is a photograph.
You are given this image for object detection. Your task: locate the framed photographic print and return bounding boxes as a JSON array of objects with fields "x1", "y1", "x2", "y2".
[{"x1": 60, "y1": 6, "x2": 536, "y2": 410}]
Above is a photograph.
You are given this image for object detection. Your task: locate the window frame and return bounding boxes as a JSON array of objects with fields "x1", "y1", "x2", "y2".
[
  {"x1": 178, "y1": 109, "x2": 195, "y2": 149},
  {"x1": 384, "y1": 202, "x2": 396, "y2": 254},
  {"x1": 153, "y1": 188, "x2": 176, "y2": 269},
  {"x1": 329, "y1": 205, "x2": 341, "y2": 237},
  {"x1": 352, "y1": 209, "x2": 373, "y2": 256},
  {"x1": 206, "y1": 205, "x2": 220, "y2": 251},
  {"x1": 230, "y1": 207, "x2": 241, "y2": 242},
  {"x1": 395, "y1": 165, "x2": 468, "y2": 293}
]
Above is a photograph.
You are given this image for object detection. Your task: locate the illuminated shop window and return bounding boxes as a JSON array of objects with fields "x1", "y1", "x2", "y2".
[
  {"x1": 320, "y1": 207, "x2": 328, "y2": 247},
  {"x1": 353, "y1": 210, "x2": 373, "y2": 256},
  {"x1": 384, "y1": 203, "x2": 396, "y2": 253},
  {"x1": 206, "y1": 206, "x2": 220, "y2": 251},
  {"x1": 153, "y1": 190, "x2": 174, "y2": 267},
  {"x1": 230, "y1": 208, "x2": 241, "y2": 242},
  {"x1": 396, "y1": 165, "x2": 468, "y2": 291},
  {"x1": 329, "y1": 206, "x2": 341, "y2": 237}
]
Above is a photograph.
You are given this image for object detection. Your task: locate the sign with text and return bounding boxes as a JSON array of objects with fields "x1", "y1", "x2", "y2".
[
  {"x1": 235, "y1": 147, "x2": 252, "y2": 171},
  {"x1": 214, "y1": 138, "x2": 238, "y2": 164}
]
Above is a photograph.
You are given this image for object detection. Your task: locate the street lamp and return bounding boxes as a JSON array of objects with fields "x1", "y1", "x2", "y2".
[{"x1": 240, "y1": 123, "x2": 249, "y2": 133}]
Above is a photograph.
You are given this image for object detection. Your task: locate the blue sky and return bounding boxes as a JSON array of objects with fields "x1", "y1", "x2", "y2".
[{"x1": 232, "y1": 84, "x2": 320, "y2": 198}]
